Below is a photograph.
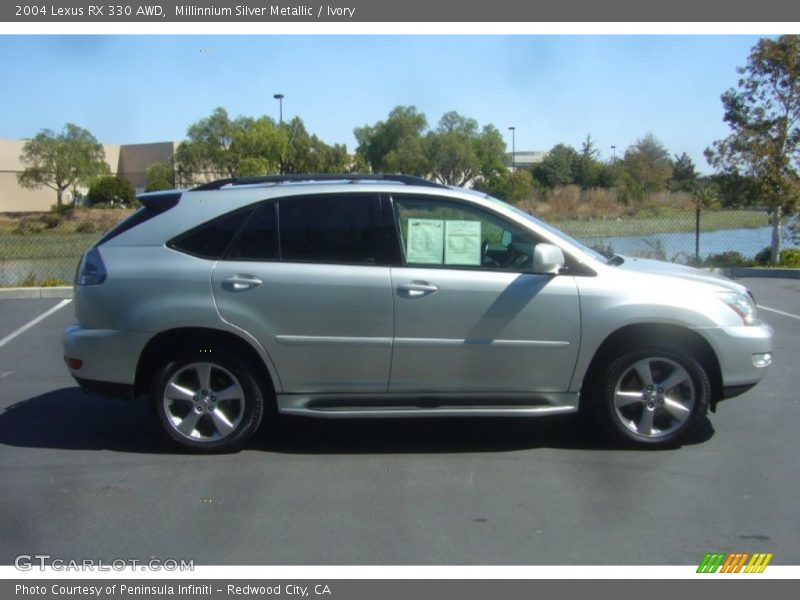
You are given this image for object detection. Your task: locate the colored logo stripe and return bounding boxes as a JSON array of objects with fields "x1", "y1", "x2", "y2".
[
  {"x1": 697, "y1": 552, "x2": 773, "y2": 573},
  {"x1": 697, "y1": 553, "x2": 726, "y2": 573},
  {"x1": 745, "y1": 553, "x2": 773, "y2": 573}
]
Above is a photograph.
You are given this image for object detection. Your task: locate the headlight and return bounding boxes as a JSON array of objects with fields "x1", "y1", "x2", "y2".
[{"x1": 717, "y1": 291, "x2": 759, "y2": 325}]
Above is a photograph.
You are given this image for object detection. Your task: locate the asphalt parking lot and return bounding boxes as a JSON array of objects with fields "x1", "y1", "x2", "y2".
[{"x1": 0, "y1": 277, "x2": 798, "y2": 566}]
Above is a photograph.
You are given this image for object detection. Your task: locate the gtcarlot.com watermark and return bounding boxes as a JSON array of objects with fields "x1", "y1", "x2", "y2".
[{"x1": 14, "y1": 554, "x2": 194, "y2": 572}]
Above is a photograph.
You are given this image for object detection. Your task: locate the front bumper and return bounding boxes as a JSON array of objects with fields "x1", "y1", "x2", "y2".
[
  {"x1": 63, "y1": 324, "x2": 150, "y2": 393},
  {"x1": 698, "y1": 321, "x2": 774, "y2": 390}
]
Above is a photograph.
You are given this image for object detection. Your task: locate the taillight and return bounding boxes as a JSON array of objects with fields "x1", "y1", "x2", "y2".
[
  {"x1": 75, "y1": 247, "x2": 107, "y2": 286},
  {"x1": 64, "y1": 357, "x2": 83, "y2": 369}
]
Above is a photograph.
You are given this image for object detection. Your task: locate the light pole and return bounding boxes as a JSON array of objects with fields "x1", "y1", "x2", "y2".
[
  {"x1": 611, "y1": 145, "x2": 616, "y2": 163},
  {"x1": 508, "y1": 126, "x2": 516, "y2": 170},
  {"x1": 273, "y1": 93, "x2": 284, "y2": 125}
]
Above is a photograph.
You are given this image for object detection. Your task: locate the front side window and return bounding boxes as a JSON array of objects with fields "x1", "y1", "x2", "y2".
[
  {"x1": 278, "y1": 194, "x2": 387, "y2": 264},
  {"x1": 393, "y1": 196, "x2": 539, "y2": 271}
]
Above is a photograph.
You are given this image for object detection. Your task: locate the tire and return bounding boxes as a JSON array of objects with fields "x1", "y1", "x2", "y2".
[
  {"x1": 151, "y1": 351, "x2": 265, "y2": 453},
  {"x1": 591, "y1": 344, "x2": 710, "y2": 448}
]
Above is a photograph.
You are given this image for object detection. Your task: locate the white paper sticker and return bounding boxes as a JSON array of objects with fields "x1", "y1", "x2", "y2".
[
  {"x1": 406, "y1": 218, "x2": 444, "y2": 264},
  {"x1": 445, "y1": 220, "x2": 482, "y2": 266}
]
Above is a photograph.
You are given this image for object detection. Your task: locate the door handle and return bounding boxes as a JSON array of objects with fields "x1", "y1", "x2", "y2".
[
  {"x1": 222, "y1": 275, "x2": 263, "y2": 291},
  {"x1": 398, "y1": 281, "x2": 439, "y2": 297}
]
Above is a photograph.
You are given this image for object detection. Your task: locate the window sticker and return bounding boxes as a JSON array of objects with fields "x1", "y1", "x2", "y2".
[
  {"x1": 444, "y1": 220, "x2": 481, "y2": 266},
  {"x1": 406, "y1": 218, "x2": 444, "y2": 264}
]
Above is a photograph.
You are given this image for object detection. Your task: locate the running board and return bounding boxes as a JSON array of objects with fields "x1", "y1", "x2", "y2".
[{"x1": 277, "y1": 392, "x2": 579, "y2": 419}]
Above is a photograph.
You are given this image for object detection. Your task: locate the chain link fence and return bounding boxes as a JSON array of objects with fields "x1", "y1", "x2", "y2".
[{"x1": 0, "y1": 206, "x2": 796, "y2": 287}]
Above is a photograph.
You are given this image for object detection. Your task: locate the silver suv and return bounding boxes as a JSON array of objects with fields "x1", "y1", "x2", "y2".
[{"x1": 63, "y1": 174, "x2": 773, "y2": 452}]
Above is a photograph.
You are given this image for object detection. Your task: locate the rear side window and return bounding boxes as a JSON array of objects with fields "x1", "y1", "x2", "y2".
[
  {"x1": 170, "y1": 208, "x2": 253, "y2": 259},
  {"x1": 227, "y1": 203, "x2": 278, "y2": 261},
  {"x1": 278, "y1": 195, "x2": 386, "y2": 264}
]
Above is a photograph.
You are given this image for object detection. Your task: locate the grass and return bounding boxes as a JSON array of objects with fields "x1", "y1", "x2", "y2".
[
  {"x1": 551, "y1": 210, "x2": 769, "y2": 239},
  {"x1": 0, "y1": 232, "x2": 99, "y2": 260}
]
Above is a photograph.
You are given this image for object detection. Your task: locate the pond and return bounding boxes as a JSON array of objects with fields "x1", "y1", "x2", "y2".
[{"x1": 583, "y1": 226, "x2": 799, "y2": 262}]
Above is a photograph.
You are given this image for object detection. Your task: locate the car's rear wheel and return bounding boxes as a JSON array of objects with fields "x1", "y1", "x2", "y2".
[
  {"x1": 593, "y1": 345, "x2": 710, "y2": 448},
  {"x1": 151, "y1": 352, "x2": 264, "y2": 453}
]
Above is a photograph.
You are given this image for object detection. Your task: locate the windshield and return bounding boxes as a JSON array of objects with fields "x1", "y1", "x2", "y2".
[{"x1": 482, "y1": 194, "x2": 610, "y2": 263}]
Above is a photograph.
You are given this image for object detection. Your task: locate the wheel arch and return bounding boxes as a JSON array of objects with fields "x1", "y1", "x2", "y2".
[
  {"x1": 579, "y1": 323, "x2": 723, "y2": 412},
  {"x1": 134, "y1": 327, "x2": 278, "y2": 401}
]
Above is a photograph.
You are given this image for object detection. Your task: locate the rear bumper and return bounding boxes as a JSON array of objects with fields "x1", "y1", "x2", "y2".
[
  {"x1": 63, "y1": 324, "x2": 150, "y2": 389},
  {"x1": 73, "y1": 376, "x2": 135, "y2": 401}
]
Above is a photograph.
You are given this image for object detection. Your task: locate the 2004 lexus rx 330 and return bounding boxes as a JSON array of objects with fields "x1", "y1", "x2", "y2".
[{"x1": 63, "y1": 174, "x2": 773, "y2": 452}]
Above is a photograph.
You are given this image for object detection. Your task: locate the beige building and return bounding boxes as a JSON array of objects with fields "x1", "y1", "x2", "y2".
[{"x1": 0, "y1": 138, "x2": 177, "y2": 212}]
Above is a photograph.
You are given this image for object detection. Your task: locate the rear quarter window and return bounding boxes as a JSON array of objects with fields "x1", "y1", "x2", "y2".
[{"x1": 169, "y1": 207, "x2": 254, "y2": 259}]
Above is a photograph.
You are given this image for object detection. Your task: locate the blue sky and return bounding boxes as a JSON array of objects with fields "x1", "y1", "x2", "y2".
[{"x1": 0, "y1": 35, "x2": 765, "y2": 172}]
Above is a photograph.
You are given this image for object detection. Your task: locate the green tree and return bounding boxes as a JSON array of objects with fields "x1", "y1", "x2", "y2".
[
  {"x1": 575, "y1": 135, "x2": 603, "y2": 188},
  {"x1": 175, "y1": 108, "x2": 285, "y2": 185},
  {"x1": 17, "y1": 123, "x2": 108, "y2": 208},
  {"x1": 623, "y1": 133, "x2": 673, "y2": 192},
  {"x1": 424, "y1": 111, "x2": 506, "y2": 186},
  {"x1": 706, "y1": 35, "x2": 800, "y2": 263},
  {"x1": 86, "y1": 176, "x2": 135, "y2": 207},
  {"x1": 145, "y1": 161, "x2": 174, "y2": 192},
  {"x1": 671, "y1": 152, "x2": 698, "y2": 192},
  {"x1": 280, "y1": 118, "x2": 350, "y2": 174},
  {"x1": 710, "y1": 172, "x2": 759, "y2": 208},
  {"x1": 533, "y1": 144, "x2": 579, "y2": 188},
  {"x1": 354, "y1": 106, "x2": 428, "y2": 175},
  {"x1": 473, "y1": 170, "x2": 536, "y2": 204}
]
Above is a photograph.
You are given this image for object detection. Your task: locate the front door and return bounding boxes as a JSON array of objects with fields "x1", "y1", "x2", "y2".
[{"x1": 388, "y1": 195, "x2": 581, "y2": 394}]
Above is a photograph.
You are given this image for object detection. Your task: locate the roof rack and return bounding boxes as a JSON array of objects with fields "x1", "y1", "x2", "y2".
[{"x1": 190, "y1": 173, "x2": 448, "y2": 192}]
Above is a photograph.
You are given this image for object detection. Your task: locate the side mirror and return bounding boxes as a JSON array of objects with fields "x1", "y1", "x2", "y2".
[{"x1": 533, "y1": 243, "x2": 565, "y2": 275}]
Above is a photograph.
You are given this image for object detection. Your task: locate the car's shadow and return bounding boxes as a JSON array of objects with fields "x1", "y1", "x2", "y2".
[{"x1": 0, "y1": 387, "x2": 715, "y2": 455}]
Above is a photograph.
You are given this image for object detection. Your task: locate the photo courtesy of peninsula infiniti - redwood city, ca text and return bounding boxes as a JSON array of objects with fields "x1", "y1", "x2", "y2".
[{"x1": 62, "y1": 174, "x2": 774, "y2": 452}]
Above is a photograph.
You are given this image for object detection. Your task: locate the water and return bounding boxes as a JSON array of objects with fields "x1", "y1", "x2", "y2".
[{"x1": 583, "y1": 226, "x2": 799, "y2": 262}]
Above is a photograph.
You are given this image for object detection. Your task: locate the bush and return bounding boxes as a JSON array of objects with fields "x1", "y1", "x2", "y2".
[
  {"x1": 86, "y1": 176, "x2": 135, "y2": 207},
  {"x1": 38, "y1": 277, "x2": 68, "y2": 287},
  {"x1": 702, "y1": 251, "x2": 749, "y2": 267},
  {"x1": 38, "y1": 213, "x2": 61, "y2": 229},
  {"x1": 753, "y1": 246, "x2": 772, "y2": 265},
  {"x1": 779, "y1": 248, "x2": 800, "y2": 268},
  {"x1": 13, "y1": 217, "x2": 46, "y2": 235},
  {"x1": 74, "y1": 220, "x2": 100, "y2": 233},
  {"x1": 50, "y1": 203, "x2": 73, "y2": 215},
  {"x1": 753, "y1": 246, "x2": 800, "y2": 266},
  {"x1": 18, "y1": 274, "x2": 67, "y2": 287}
]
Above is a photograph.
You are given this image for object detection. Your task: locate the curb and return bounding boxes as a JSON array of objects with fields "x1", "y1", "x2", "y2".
[
  {"x1": 712, "y1": 267, "x2": 800, "y2": 279},
  {"x1": 0, "y1": 286, "x2": 73, "y2": 299}
]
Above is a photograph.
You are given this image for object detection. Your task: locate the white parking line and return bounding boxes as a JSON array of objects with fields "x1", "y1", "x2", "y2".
[
  {"x1": 758, "y1": 304, "x2": 800, "y2": 321},
  {"x1": 0, "y1": 299, "x2": 72, "y2": 349}
]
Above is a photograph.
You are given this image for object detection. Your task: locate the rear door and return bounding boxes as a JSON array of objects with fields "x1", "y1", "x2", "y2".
[{"x1": 212, "y1": 194, "x2": 394, "y2": 394}]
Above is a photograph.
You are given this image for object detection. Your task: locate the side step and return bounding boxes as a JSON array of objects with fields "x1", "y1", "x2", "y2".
[{"x1": 276, "y1": 393, "x2": 579, "y2": 419}]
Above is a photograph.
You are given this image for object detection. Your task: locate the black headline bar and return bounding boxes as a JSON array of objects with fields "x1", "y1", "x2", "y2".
[
  {"x1": 3, "y1": 579, "x2": 798, "y2": 600},
  {"x1": 2, "y1": 0, "x2": 800, "y2": 22}
]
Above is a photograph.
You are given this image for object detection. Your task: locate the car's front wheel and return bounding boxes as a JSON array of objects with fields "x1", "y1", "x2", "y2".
[
  {"x1": 593, "y1": 345, "x2": 711, "y2": 448},
  {"x1": 151, "y1": 352, "x2": 265, "y2": 453}
]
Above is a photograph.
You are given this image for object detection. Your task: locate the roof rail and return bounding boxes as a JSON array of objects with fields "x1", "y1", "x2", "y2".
[{"x1": 190, "y1": 173, "x2": 448, "y2": 191}]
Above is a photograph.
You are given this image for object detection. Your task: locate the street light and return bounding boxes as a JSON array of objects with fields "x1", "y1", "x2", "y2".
[
  {"x1": 273, "y1": 93, "x2": 284, "y2": 125},
  {"x1": 611, "y1": 145, "x2": 616, "y2": 163},
  {"x1": 508, "y1": 126, "x2": 516, "y2": 170}
]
